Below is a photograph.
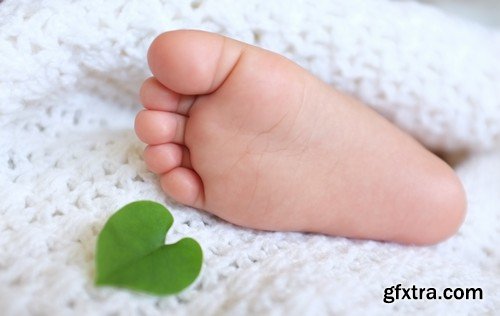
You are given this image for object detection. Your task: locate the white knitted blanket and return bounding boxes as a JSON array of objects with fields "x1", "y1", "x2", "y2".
[{"x1": 1, "y1": 0, "x2": 499, "y2": 315}]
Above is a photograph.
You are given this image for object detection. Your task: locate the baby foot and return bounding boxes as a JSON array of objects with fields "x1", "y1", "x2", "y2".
[{"x1": 135, "y1": 30, "x2": 466, "y2": 245}]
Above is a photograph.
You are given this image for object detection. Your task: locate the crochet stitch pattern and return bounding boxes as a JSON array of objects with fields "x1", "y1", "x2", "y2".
[{"x1": 1, "y1": 0, "x2": 499, "y2": 314}]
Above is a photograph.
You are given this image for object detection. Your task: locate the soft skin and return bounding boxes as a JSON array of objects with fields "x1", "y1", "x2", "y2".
[{"x1": 135, "y1": 30, "x2": 466, "y2": 245}]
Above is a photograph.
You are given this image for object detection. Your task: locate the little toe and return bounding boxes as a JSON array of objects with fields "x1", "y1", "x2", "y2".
[
  {"x1": 134, "y1": 110, "x2": 186, "y2": 145},
  {"x1": 160, "y1": 167, "x2": 204, "y2": 209},
  {"x1": 140, "y1": 77, "x2": 196, "y2": 115},
  {"x1": 144, "y1": 143, "x2": 192, "y2": 174}
]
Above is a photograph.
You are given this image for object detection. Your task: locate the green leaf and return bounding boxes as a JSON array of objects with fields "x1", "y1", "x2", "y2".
[{"x1": 95, "y1": 200, "x2": 203, "y2": 295}]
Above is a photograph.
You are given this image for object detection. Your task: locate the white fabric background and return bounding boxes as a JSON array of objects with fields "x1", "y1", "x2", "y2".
[{"x1": 1, "y1": 0, "x2": 499, "y2": 315}]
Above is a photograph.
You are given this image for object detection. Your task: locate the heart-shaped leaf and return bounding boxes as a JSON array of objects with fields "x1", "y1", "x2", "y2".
[{"x1": 95, "y1": 200, "x2": 202, "y2": 295}]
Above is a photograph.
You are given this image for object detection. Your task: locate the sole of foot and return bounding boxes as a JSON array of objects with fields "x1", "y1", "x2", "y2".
[{"x1": 135, "y1": 30, "x2": 466, "y2": 245}]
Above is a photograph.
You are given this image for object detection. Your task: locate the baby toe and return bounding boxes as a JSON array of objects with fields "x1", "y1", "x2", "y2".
[{"x1": 160, "y1": 167, "x2": 204, "y2": 208}]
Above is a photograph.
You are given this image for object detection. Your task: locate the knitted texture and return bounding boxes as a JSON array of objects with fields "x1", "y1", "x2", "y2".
[{"x1": 1, "y1": 0, "x2": 499, "y2": 315}]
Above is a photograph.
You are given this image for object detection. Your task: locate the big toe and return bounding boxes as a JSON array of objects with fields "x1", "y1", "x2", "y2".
[{"x1": 147, "y1": 30, "x2": 243, "y2": 95}]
